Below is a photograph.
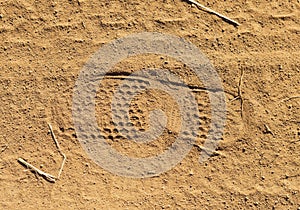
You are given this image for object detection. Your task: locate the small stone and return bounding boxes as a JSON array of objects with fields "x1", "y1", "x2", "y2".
[
  {"x1": 0, "y1": 14, "x2": 3, "y2": 19},
  {"x1": 189, "y1": 169, "x2": 194, "y2": 176}
]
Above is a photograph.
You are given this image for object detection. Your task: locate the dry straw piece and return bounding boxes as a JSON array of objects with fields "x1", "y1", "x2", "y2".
[
  {"x1": 230, "y1": 68, "x2": 245, "y2": 117},
  {"x1": 18, "y1": 158, "x2": 56, "y2": 183},
  {"x1": 48, "y1": 123, "x2": 67, "y2": 179},
  {"x1": 184, "y1": 0, "x2": 240, "y2": 26},
  {"x1": 18, "y1": 123, "x2": 67, "y2": 183}
]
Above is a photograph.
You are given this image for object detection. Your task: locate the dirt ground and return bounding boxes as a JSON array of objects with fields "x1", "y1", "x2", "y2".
[{"x1": 1, "y1": 0, "x2": 300, "y2": 209}]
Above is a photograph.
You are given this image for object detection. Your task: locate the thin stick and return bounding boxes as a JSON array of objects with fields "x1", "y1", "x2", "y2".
[
  {"x1": 264, "y1": 124, "x2": 275, "y2": 137},
  {"x1": 184, "y1": 0, "x2": 240, "y2": 26},
  {"x1": 18, "y1": 158, "x2": 56, "y2": 183},
  {"x1": 18, "y1": 123, "x2": 66, "y2": 183},
  {"x1": 238, "y1": 68, "x2": 244, "y2": 117},
  {"x1": 48, "y1": 123, "x2": 66, "y2": 179},
  {"x1": 230, "y1": 68, "x2": 244, "y2": 117}
]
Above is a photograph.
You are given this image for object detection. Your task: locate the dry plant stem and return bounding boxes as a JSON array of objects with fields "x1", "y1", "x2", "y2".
[
  {"x1": 18, "y1": 158, "x2": 56, "y2": 183},
  {"x1": 17, "y1": 123, "x2": 66, "y2": 183},
  {"x1": 239, "y1": 69, "x2": 244, "y2": 112},
  {"x1": 264, "y1": 124, "x2": 275, "y2": 137},
  {"x1": 230, "y1": 68, "x2": 244, "y2": 118},
  {"x1": 238, "y1": 68, "x2": 244, "y2": 118},
  {"x1": 184, "y1": 0, "x2": 240, "y2": 26},
  {"x1": 48, "y1": 123, "x2": 66, "y2": 179}
]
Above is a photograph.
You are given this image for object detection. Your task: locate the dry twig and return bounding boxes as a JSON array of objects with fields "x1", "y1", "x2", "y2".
[
  {"x1": 48, "y1": 123, "x2": 67, "y2": 179},
  {"x1": 18, "y1": 158, "x2": 56, "y2": 183},
  {"x1": 230, "y1": 68, "x2": 245, "y2": 117},
  {"x1": 184, "y1": 0, "x2": 240, "y2": 26},
  {"x1": 264, "y1": 124, "x2": 275, "y2": 137},
  {"x1": 18, "y1": 123, "x2": 67, "y2": 183}
]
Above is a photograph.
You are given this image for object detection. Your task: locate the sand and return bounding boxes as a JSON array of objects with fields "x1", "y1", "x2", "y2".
[{"x1": 1, "y1": 0, "x2": 300, "y2": 209}]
